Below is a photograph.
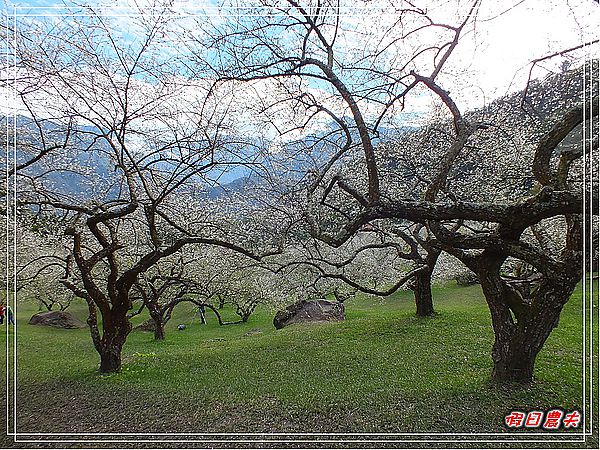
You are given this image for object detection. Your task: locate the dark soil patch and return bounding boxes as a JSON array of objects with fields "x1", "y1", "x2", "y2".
[
  {"x1": 15, "y1": 379, "x2": 362, "y2": 434},
  {"x1": 3, "y1": 379, "x2": 597, "y2": 449}
]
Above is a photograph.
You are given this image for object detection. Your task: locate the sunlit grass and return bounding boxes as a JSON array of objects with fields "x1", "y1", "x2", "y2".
[{"x1": 1, "y1": 280, "x2": 596, "y2": 435}]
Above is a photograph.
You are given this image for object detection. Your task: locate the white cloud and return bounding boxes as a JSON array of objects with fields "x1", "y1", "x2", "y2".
[
  {"x1": 445, "y1": 0, "x2": 598, "y2": 107},
  {"x1": 6, "y1": 0, "x2": 597, "y2": 137}
]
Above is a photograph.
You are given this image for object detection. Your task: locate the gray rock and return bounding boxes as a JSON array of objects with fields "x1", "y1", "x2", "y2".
[
  {"x1": 456, "y1": 271, "x2": 479, "y2": 286},
  {"x1": 134, "y1": 319, "x2": 156, "y2": 332},
  {"x1": 273, "y1": 299, "x2": 345, "y2": 329},
  {"x1": 28, "y1": 311, "x2": 86, "y2": 329}
]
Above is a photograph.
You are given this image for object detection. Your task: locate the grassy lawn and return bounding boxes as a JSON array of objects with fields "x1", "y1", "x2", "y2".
[{"x1": 1, "y1": 280, "x2": 597, "y2": 444}]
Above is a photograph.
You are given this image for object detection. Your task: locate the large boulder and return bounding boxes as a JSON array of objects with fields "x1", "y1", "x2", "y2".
[
  {"x1": 134, "y1": 318, "x2": 156, "y2": 332},
  {"x1": 29, "y1": 311, "x2": 86, "y2": 329},
  {"x1": 456, "y1": 271, "x2": 479, "y2": 286},
  {"x1": 273, "y1": 299, "x2": 345, "y2": 329}
]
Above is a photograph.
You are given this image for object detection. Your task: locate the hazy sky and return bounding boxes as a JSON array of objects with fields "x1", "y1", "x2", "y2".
[{"x1": 454, "y1": 0, "x2": 597, "y2": 99}]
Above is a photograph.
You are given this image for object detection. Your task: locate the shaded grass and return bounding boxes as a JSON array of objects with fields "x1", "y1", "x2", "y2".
[{"x1": 1, "y1": 280, "x2": 597, "y2": 439}]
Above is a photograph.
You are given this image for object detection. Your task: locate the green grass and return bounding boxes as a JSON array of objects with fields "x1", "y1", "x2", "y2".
[{"x1": 1, "y1": 280, "x2": 597, "y2": 440}]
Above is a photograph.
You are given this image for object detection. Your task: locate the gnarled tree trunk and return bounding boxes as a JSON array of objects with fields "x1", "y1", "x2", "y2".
[
  {"x1": 99, "y1": 343, "x2": 125, "y2": 373},
  {"x1": 485, "y1": 279, "x2": 578, "y2": 383},
  {"x1": 153, "y1": 318, "x2": 165, "y2": 341},
  {"x1": 413, "y1": 268, "x2": 434, "y2": 317},
  {"x1": 98, "y1": 314, "x2": 132, "y2": 373},
  {"x1": 412, "y1": 250, "x2": 440, "y2": 317},
  {"x1": 476, "y1": 238, "x2": 581, "y2": 383},
  {"x1": 147, "y1": 303, "x2": 166, "y2": 341}
]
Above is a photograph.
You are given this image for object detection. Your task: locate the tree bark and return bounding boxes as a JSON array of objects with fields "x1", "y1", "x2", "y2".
[
  {"x1": 153, "y1": 319, "x2": 165, "y2": 341},
  {"x1": 413, "y1": 268, "x2": 434, "y2": 317},
  {"x1": 412, "y1": 250, "x2": 439, "y2": 317},
  {"x1": 148, "y1": 305, "x2": 166, "y2": 341},
  {"x1": 98, "y1": 310, "x2": 132, "y2": 374},
  {"x1": 98, "y1": 333, "x2": 128, "y2": 373},
  {"x1": 99, "y1": 345, "x2": 124, "y2": 373},
  {"x1": 488, "y1": 280, "x2": 577, "y2": 383},
  {"x1": 477, "y1": 255, "x2": 579, "y2": 383}
]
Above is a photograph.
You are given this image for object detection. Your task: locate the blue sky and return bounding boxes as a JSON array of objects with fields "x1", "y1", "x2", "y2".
[{"x1": 5, "y1": 1, "x2": 598, "y2": 133}]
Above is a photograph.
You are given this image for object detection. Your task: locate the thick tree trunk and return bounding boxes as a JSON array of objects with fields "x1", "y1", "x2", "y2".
[
  {"x1": 99, "y1": 345, "x2": 124, "y2": 373},
  {"x1": 147, "y1": 302, "x2": 166, "y2": 341},
  {"x1": 153, "y1": 320, "x2": 165, "y2": 341},
  {"x1": 413, "y1": 269, "x2": 434, "y2": 317},
  {"x1": 479, "y1": 264, "x2": 578, "y2": 383},
  {"x1": 98, "y1": 331, "x2": 129, "y2": 373},
  {"x1": 412, "y1": 250, "x2": 439, "y2": 317},
  {"x1": 496, "y1": 281, "x2": 578, "y2": 382},
  {"x1": 491, "y1": 333, "x2": 536, "y2": 383},
  {"x1": 98, "y1": 314, "x2": 132, "y2": 374},
  {"x1": 488, "y1": 308, "x2": 536, "y2": 383}
]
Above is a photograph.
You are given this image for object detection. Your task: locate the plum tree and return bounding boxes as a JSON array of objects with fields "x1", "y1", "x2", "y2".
[
  {"x1": 6, "y1": 5, "x2": 279, "y2": 372},
  {"x1": 197, "y1": 0, "x2": 598, "y2": 382}
]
